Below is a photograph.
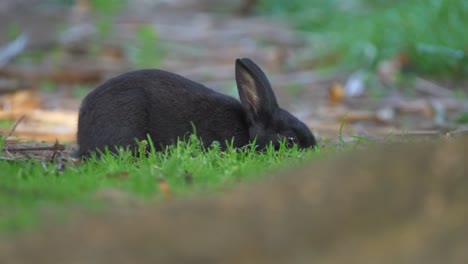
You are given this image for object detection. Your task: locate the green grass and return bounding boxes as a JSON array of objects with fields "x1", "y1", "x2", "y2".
[
  {"x1": 259, "y1": 0, "x2": 467, "y2": 78},
  {"x1": 0, "y1": 135, "x2": 326, "y2": 234},
  {"x1": 0, "y1": 120, "x2": 15, "y2": 130}
]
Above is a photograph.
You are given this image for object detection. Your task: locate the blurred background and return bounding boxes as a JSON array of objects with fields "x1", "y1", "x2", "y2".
[{"x1": 0, "y1": 0, "x2": 466, "y2": 144}]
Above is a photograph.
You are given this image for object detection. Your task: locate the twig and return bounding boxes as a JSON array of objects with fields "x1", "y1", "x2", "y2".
[
  {"x1": 2, "y1": 115, "x2": 25, "y2": 153},
  {"x1": 4, "y1": 144, "x2": 65, "y2": 153},
  {"x1": 50, "y1": 140, "x2": 65, "y2": 160},
  {"x1": 5, "y1": 115, "x2": 25, "y2": 139},
  {"x1": 414, "y1": 77, "x2": 452, "y2": 97}
]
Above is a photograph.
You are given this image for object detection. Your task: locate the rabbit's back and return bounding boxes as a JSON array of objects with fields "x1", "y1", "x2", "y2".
[
  {"x1": 86, "y1": 69, "x2": 224, "y2": 99},
  {"x1": 77, "y1": 70, "x2": 249, "y2": 156}
]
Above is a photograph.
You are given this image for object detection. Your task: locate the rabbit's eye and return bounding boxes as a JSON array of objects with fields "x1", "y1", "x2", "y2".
[{"x1": 286, "y1": 136, "x2": 297, "y2": 147}]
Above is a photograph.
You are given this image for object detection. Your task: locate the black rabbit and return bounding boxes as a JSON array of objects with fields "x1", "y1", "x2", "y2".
[{"x1": 76, "y1": 58, "x2": 316, "y2": 157}]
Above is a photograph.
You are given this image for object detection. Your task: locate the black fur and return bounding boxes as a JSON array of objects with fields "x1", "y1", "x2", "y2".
[{"x1": 77, "y1": 58, "x2": 316, "y2": 157}]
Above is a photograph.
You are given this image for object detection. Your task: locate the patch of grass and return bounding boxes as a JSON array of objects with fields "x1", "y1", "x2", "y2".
[
  {"x1": 72, "y1": 84, "x2": 92, "y2": 99},
  {"x1": 6, "y1": 23, "x2": 21, "y2": 40},
  {"x1": 452, "y1": 88, "x2": 468, "y2": 100},
  {"x1": 0, "y1": 135, "x2": 327, "y2": 234},
  {"x1": 40, "y1": 80, "x2": 57, "y2": 93},
  {"x1": 286, "y1": 83, "x2": 306, "y2": 99},
  {"x1": 90, "y1": 0, "x2": 125, "y2": 15},
  {"x1": 455, "y1": 112, "x2": 468, "y2": 124},
  {"x1": 0, "y1": 120, "x2": 15, "y2": 129},
  {"x1": 88, "y1": 0, "x2": 126, "y2": 54},
  {"x1": 259, "y1": 0, "x2": 467, "y2": 78}
]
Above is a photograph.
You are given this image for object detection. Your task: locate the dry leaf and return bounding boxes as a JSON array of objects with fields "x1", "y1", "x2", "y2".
[
  {"x1": 158, "y1": 178, "x2": 173, "y2": 200},
  {"x1": 328, "y1": 82, "x2": 344, "y2": 104}
]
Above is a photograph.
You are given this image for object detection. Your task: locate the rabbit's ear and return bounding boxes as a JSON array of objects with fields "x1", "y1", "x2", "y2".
[{"x1": 235, "y1": 58, "x2": 279, "y2": 122}]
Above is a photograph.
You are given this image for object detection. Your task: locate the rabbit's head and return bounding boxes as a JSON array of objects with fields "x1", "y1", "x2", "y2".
[{"x1": 235, "y1": 58, "x2": 316, "y2": 150}]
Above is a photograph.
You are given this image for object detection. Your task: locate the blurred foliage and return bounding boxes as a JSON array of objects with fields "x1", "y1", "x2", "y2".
[
  {"x1": 90, "y1": 0, "x2": 125, "y2": 15},
  {"x1": 6, "y1": 23, "x2": 21, "y2": 40},
  {"x1": 286, "y1": 83, "x2": 306, "y2": 99},
  {"x1": 86, "y1": 0, "x2": 163, "y2": 68},
  {"x1": 455, "y1": 112, "x2": 468, "y2": 124},
  {"x1": 90, "y1": 0, "x2": 125, "y2": 39},
  {"x1": 259, "y1": 0, "x2": 468, "y2": 78},
  {"x1": 40, "y1": 80, "x2": 57, "y2": 93},
  {"x1": 73, "y1": 84, "x2": 92, "y2": 99},
  {"x1": 44, "y1": 0, "x2": 75, "y2": 6},
  {"x1": 0, "y1": 120, "x2": 14, "y2": 129},
  {"x1": 453, "y1": 88, "x2": 468, "y2": 100},
  {"x1": 129, "y1": 25, "x2": 164, "y2": 68}
]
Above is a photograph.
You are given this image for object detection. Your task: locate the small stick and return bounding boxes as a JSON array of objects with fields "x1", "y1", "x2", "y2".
[
  {"x1": 5, "y1": 115, "x2": 25, "y2": 139},
  {"x1": 50, "y1": 140, "x2": 63, "y2": 160},
  {"x1": 2, "y1": 115, "x2": 26, "y2": 156},
  {"x1": 4, "y1": 144, "x2": 65, "y2": 152}
]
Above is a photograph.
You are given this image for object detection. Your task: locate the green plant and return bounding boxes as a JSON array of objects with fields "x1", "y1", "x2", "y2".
[
  {"x1": 129, "y1": 25, "x2": 164, "y2": 68},
  {"x1": 40, "y1": 80, "x2": 57, "y2": 93},
  {"x1": 72, "y1": 84, "x2": 92, "y2": 99},
  {"x1": 0, "y1": 135, "x2": 325, "y2": 234},
  {"x1": 455, "y1": 112, "x2": 468, "y2": 124},
  {"x1": 286, "y1": 83, "x2": 306, "y2": 99},
  {"x1": 89, "y1": 0, "x2": 126, "y2": 53},
  {"x1": 0, "y1": 120, "x2": 14, "y2": 129},
  {"x1": 259, "y1": 0, "x2": 468, "y2": 78},
  {"x1": 6, "y1": 23, "x2": 21, "y2": 40}
]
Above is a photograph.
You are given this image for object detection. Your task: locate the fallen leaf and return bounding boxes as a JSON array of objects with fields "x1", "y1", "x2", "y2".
[
  {"x1": 328, "y1": 82, "x2": 344, "y2": 104},
  {"x1": 158, "y1": 178, "x2": 173, "y2": 200}
]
